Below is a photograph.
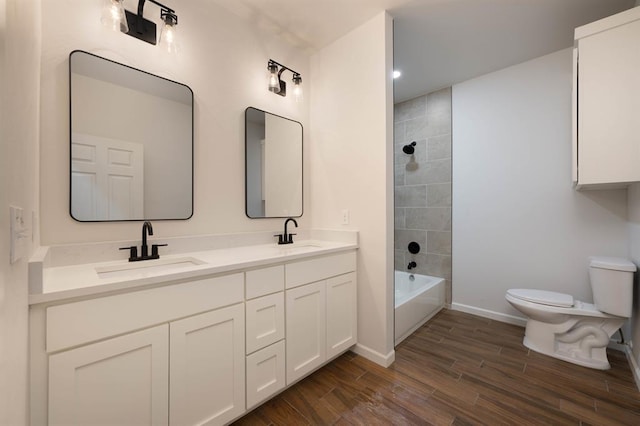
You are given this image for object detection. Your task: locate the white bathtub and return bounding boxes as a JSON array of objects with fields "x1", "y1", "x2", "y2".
[{"x1": 394, "y1": 271, "x2": 445, "y2": 346}]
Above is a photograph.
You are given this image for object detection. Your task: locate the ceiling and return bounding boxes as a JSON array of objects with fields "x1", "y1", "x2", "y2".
[{"x1": 212, "y1": 0, "x2": 637, "y2": 103}]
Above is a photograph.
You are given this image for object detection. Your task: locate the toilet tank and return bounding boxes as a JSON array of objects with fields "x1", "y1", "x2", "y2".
[{"x1": 589, "y1": 257, "x2": 636, "y2": 317}]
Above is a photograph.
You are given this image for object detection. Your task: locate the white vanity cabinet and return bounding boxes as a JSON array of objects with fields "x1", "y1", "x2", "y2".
[
  {"x1": 285, "y1": 252, "x2": 357, "y2": 385},
  {"x1": 573, "y1": 7, "x2": 640, "y2": 188},
  {"x1": 31, "y1": 244, "x2": 358, "y2": 425}
]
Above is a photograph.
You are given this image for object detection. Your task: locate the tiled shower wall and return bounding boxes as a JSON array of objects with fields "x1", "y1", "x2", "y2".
[{"x1": 394, "y1": 88, "x2": 452, "y2": 303}]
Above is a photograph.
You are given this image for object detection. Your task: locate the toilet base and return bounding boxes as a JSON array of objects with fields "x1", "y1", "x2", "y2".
[{"x1": 523, "y1": 318, "x2": 624, "y2": 370}]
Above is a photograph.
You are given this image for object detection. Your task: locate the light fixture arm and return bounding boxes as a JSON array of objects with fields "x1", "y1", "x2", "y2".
[
  {"x1": 268, "y1": 59, "x2": 299, "y2": 79},
  {"x1": 137, "y1": 0, "x2": 176, "y2": 16}
]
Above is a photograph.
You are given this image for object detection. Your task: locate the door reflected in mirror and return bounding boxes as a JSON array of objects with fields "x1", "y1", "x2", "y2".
[
  {"x1": 69, "y1": 50, "x2": 193, "y2": 222},
  {"x1": 245, "y1": 107, "x2": 303, "y2": 218}
]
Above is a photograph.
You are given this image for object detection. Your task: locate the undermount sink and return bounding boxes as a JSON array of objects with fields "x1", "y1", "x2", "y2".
[{"x1": 95, "y1": 257, "x2": 206, "y2": 279}]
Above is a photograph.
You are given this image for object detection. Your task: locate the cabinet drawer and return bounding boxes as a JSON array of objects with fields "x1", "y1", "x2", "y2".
[
  {"x1": 46, "y1": 273, "x2": 244, "y2": 353},
  {"x1": 246, "y1": 292, "x2": 285, "y2": 354},
  {"x1": 285, "y1": 251, "x2": 356, "y2": 289},
  {"x1": 246, "y1": 265, "x2": 284, "y2": 299},
  {"x1": 246, "y1": 340, "x2": 285, "y2": 410}
]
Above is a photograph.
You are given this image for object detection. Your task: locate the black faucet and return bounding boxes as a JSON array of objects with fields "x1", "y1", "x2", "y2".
[
  {"x1": 120, "y1": 221, "x2": 168, "y2": 262},
  {"x1": 408, "y1": 261, "x2": 417, "y2": 270},
  {"x1": 141, "y1": 221, "x2": 153, "y2": 257},
  {"x1": 275, "y1": 218, "x2": 298, "y2": 245}
]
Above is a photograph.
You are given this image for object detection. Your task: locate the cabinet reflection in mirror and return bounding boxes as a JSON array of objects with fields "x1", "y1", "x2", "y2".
[
  {"x1": 69, "y1": 50, "x2": 193, "y2": 222},
  {"x1": 245, "y1": 107, "x2": 303, "y2": 218}
]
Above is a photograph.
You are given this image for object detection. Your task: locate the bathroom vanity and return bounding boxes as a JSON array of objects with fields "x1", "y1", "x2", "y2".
[{"x1": 28, "y1": 232, "x2": 358, "y2": 425}]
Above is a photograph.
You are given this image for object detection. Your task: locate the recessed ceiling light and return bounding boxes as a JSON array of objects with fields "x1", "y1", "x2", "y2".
[{"x1": 393, "y1": 70, "x2": 401, "y2": 79}]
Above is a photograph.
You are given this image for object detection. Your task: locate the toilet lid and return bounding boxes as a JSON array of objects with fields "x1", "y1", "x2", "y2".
[{"x1": 507, "y1": 289, "x2": 574, "y2": 307}]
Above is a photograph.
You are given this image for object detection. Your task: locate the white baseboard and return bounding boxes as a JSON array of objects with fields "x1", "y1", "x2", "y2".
[
  {"x1": 622, "y1": 344, "x2": 640, "y2": 391},
  {"x1": 450, "y1": 302, "x2": 526, "y2": 327},
  {"x1": 352, "y1": 343, "x2": 395, "y2": 367}
]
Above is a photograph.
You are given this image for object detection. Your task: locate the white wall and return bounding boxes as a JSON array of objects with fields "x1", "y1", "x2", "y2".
[
  {"x1": 309, "y1": 12, "x2": 395, "y2": 365},
  {"x1": 452, "y1": 48, "x2": 629, "y2": 321},
  {"x1": 40, "y1": 0, "x2": 310, "y2": 245},
  {"x1": 626, "y1": 183, "x2": 640, "y2": 375},
  {"x1": 0, "y1": 0, "x2": 41, "y2": 423}
]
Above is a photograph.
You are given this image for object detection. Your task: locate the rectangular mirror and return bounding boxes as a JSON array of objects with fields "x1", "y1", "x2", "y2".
[
  {"x1": 69, "y1": 50, "x2": 193, "y2": 221},
  {"x1": 245, "y1": 107, "x2": 303, "y2": 218}
]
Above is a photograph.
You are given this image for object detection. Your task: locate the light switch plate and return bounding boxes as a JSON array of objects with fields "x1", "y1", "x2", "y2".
[{"x1": 10, "y1": 205, "x2": 25, "y2": 264}]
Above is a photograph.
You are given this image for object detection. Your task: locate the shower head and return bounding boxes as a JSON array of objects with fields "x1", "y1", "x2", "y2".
[{"x1": 402, "y1": 141, "x2": 417, "y2": 155}]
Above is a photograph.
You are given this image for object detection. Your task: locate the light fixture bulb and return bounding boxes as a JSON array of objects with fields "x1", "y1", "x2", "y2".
[
  {"x1": 159, "y1": 11, "x2": 179, "y2": 54},
  {"x1": 393, "y1": 70, "x2": 402, "y2": 79},
  {"x1": 101, "y1": 0, "x2": 129, "y2": 34},
  {"x1": 268, "y1": 63, "x2": 280, "y2": 93},
  {"x1": 292, "y1": 74, "x2": 303, "y2": 103}
]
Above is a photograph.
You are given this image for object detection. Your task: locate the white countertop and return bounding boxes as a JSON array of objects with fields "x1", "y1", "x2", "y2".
[{"x1": 29, "y1": 238, "x2": 357, "y2": 305}]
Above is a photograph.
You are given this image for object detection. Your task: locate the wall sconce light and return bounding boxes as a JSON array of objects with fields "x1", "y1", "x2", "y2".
[
  {"x1": 101, "y1": 0, "x2": 179, "y2": 53},
  {"x1": 268, "y1": 59, "x2": 303, "y2": 102}
]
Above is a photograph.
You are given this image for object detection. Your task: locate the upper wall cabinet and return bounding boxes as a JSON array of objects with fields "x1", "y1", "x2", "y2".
[{"x1": 573, "y1": 7, "x2": 640, "y2": 189}]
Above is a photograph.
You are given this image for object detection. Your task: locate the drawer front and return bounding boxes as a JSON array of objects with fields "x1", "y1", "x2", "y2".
[
  {"x1": 246, "y1": 340, "x2": 285, "y2": 409},
  {"x1": 46, "y1": 273, "x2": 244, "y2": 353},
  {"x1": 285, "y1": 251, "x2": 356, "y2": 289},
  {"x1": 245, "y1": 292, "x2": 285, "y2": 354},
  {"x1": 246, "y1": 265, "x2": 284, "y2": 300}
]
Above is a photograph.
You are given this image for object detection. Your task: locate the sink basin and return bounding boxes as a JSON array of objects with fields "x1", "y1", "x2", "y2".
[{"x1": 96, "y1": 257, "x2": 206, "y2": 279}]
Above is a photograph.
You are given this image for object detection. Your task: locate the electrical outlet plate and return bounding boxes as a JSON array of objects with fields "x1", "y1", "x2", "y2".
[{"x1": 341, "y1": 209, "x2": 350, "y2": 225}]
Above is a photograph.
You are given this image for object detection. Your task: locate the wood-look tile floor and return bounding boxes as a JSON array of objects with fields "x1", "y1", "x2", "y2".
[{"x1": 232, "y1": 309, "x2": 640, "y2": 425}]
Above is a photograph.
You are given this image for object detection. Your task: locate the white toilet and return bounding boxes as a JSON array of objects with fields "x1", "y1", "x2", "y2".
[{"x1": 506, "y1": 257, "x2": 636, "y2": 370}]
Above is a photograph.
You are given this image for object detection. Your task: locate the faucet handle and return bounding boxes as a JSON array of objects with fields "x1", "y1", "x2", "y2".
[
  {"x1": 287, "y1": 233, "x2": 297, "y2": 244},
  {"x1": 119, "y1": 246, "x2": 138, "y2": 262},
  {"x1": 151, "y1": 243, "x2": 168, "y2": 258},
  {"x1": 274, "y1": 234, "x2": 285, "y2": 244}
]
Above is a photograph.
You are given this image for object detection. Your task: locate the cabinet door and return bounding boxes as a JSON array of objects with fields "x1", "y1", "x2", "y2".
[
  {"x1": 326, "y1": 272, "x2": 357, "y2": 359},
  {"x1": 169, "y1": 303, "x2": 245, "y2": 426},
  {"x1": 578, "y1": 18, "x2": 640, "y2": 185},
  {"x1": 49, "y1": 325, "x2": 169, "y2": 426},
  {"x1": 286, "y1": 281, "x2": 326, "y2": 384}
]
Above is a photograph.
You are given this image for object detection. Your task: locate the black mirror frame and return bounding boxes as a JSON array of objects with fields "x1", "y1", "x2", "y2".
[
  {"x1": 244, "y1": 106, "x2": 303, "y2": 219},
  {"x1": 69, "y1": 50, "x2": 194, "y2": 222}
]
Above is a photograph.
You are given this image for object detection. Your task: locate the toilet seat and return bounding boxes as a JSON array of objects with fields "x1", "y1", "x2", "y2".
[{"x1": 507, "y1": 289, "x2": 574, "y2": 308}]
